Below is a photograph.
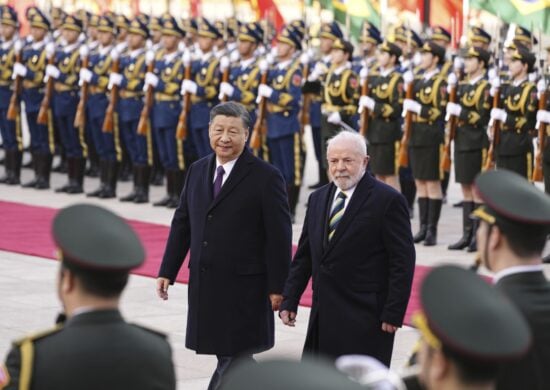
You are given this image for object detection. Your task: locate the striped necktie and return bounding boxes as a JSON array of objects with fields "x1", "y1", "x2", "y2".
[{"x1": 328, "y1": 191, "x2": 347, "y2": 241}]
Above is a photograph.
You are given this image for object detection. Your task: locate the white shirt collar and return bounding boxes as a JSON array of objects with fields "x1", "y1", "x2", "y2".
[
  {"x1": 240, "y1": 56, "x2": 256, "y2": 69},
  {"x1": 322, "y1": 54, "x2": 332, "y2": 64},
  {"x1": 468, "y1": 73, "x2": 483, "y2": 85},
  {"x1": 164, "y1": 50, "x2": 178, "y2": 63},
  {"x1": 99, "y1": 44, "x2": 113, "y2": 56},
  {"x1": 130, "y1": 47, "x2": 144, "y2": 58},
  {"x1": 277, "y1": 59, "x2": 292, "y2": 70},
  {"x1": 333, "y1": 62, "x2": 351, "y2": 75},
  {"x1": 512, "y1": 77, "x2": 527, "y2": 87},
  {"x1": 493, "y1": 264, "x2": 544, "y2": 284},
  {"x1": 214, "y1": 157, "x2": 238, "y2": 185},
  {"x1": 32, "y1": 40, "x2": 46, "y2": 50},
  {"x1": 201, "y1": 51, "x2": 213, "y2": 62},
  {"x1": 379, "y1": 66, "x2": 395, "y2": 77},
  {"x1": 423, "y1": 68, "x2": 439, "y2": 80},
  {"x1": 63, "y1": 41, "x2": 79, "y2": 53},
  {"x1": 1, "y1": 38, "x2": 14, "y2": 50},
  {"x1": 71, "y1": 306, "x2": 97, "y2": 317}
]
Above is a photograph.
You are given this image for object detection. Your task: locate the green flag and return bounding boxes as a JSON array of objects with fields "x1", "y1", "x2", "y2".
[
  {"x1": 470, "y1": 0, "x2": 550, "y2": 34},
  {"x1": 318, "y1": 0, "x2": 380, "y2": 39}
]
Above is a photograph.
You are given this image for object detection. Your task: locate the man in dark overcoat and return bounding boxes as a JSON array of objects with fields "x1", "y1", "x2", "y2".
[
  {"x1": 157, "y1": 101, "x2": 292, "y2": 390},
  {"x1": 280, "y1": 130, "x2": 415, "y2": 366}
]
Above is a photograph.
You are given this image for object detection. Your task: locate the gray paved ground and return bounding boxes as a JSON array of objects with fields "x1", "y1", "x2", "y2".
[{"x1": 1, "y1": 127, "x2": 548, "y2": 389}]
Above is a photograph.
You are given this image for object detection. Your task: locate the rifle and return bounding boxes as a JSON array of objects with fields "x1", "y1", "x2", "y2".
[
  {"x1": 397, "y1": 28, "x2": 414, "y2": 168},
  {"x1": 250, "y1": 60, "x2": 269, "y2": 150},
  {"x1": 533, "y1": 29, "x2": 546, "y2": 182},
  {"x1": 484, "y1": 32, "x2": 503, "y2": 171},
  {"x1": 176, "y1": 50, "x2": 192, "y2": 140},
  {"x1": 137, "y1": 50, "x2": 155, "y2": 136},
  {"x1": 74, "y1": 45, "x2": 89, "y2": 128},
  {"x1": 102, "y1": 49, "x2": 120, "y2": 133},
  {"x1": 358, "y1": 71, "x2": 370, "y2": 137},
  {"x1": 7, "y1": 40, "x2": 24, "y2": 121},
  {"x1": 441, "y1": 83, "x2": 458, "y2": 172},
  {"x1": 37, "y1": 44, "x2": 56, "y2": 125},
  {"x1": 219, "y1": 56, "x2": 230, "y2": 103},
  {"x1": 299, "y1": 8, "x2": 311, "y2": 132}
]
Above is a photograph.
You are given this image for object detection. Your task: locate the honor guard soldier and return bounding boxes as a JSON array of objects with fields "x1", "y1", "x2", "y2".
[
  {"x1": 303, "y1": 21, "x2": 343, "y2": 188},
  {"x1": 109, "y1": 18, "x2": 151, "y2": 203},
  {"x1": 219, "y1": 22, "x2": 263, "y2": 128},
  {"x1": 358, "y1": 41, "x2": 404, "y2": 191},
  {"x1": 47, "y1": 15, "x2": 86, "y2": 194},
  {"x1": 214, "y1": 20, "x2": 237, "y2": 59},
  {"x1": 392, "y1": 26, "x2": 423, "y2": 74},
  {"x1": 512, "y1": 26, "x2": 537, "y2": 51},
  {"x1": 0, "y1": 204, "x2": 177, "y2": 390},
  {"x1": 489, "y1": 46, "x2": 537, "y2": 179},
  {"x1": 82, "y1": 15, "x2": 121, "y2": 199},
  {"x1": 0, "y1": 6, "x2": 22, "y2": 185},
  {"x1": 50, "y1": 7, "x2": 66, "y2": 43},
  {"x1": 15, "y1": 9, "x2": 54, "y2": 190},
  {"x1": 181, "y1": 18, "x2": 221, "y2": 158},
  {"x1": 408, "y1": 265, "x2": 531, "y2": 390},
  {"x1": 468, "y1": 26, "x2": 492, "y2": 51},
  {"x1": 149, "y1": 16, "x2": 163, "y2": 51},
  {"x1": 85, "y1": 13, "x2": 100, "y2": 51},
  {"x1": 258, "y1": 26, "x2": 304, "y2": 218},
  {"x1": 145, "y1": 17, "x2": 186, "y2": 208},
  {"x1": 353, "y1": 22, "x2": 382, "y2": 74},
  {"x1": 446, "y1": 47, "x2": 491, "y2": 252},
  {"x1": 402, "y1": 41, "x2": 448, "y2": 246},
  {"x1": 534, "y1": 47, "x2": 550, "y2": 194},
  {"x1": 115, "y1": 14, "x2": 130, "y2": 54},
  {"x1": 181, "y1": 17, "x2": 198, "y2": 52}
]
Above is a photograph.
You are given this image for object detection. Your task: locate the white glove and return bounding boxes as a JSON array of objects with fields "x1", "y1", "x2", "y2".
[
  {"x1": 13, "y1": 39, "x2": 24, "y2": 54},
  {"x1": 490, "y1": 108, "x2": 507, "y2": 123},
  {"x1": 487, "y1": 68, "x2": 497, "y2": 81},
  {"x1": 219, "y1": 81, "x2": 234, "y2": 99},
  {"x1": 182, "y1": 79, "x2": 198, "y2": 95},
  {"x1": 313, "y1": 62, "x2": 328, "y2": 76},
  {"x1": 537, "y1": 79, "x2": 547, "y2": 94},
  {"x1": 489, "y1": 77, "x2": 500, "y2": 96},
  {"x1": 447, "y1": 72, "x2": 457, "y2": 87},
  {"x1": 230, "y1": 50, "x2": 240, "y2": 63},
  {"x1": 110, "y1": 48, "x2": 120, "y2": 62},
  {"x1": 145, "y1": 50, "x2": 155, "y2": 65},
  {"x1": 45, "y1": 64, "x2": 60, "y2": 79},
  {"x1": 45, "y1": 42, "x2": 56, "y2": 59},
  {"x1": 327, "y1": 111, "x2": 342, "y2": 124},
  {"x1": 258, "y1": 83, "x2": 273, "y2": 98},
  {"x1": 300, "y1": 52, "x2": 309, "y2": 65},
  {"x1": 115, "y1": 42, "x2": 127, "y2": 54},
  {"x1": 445, "y1": 102, "x2": 462, "y2": 120},
  {"x1": 220, "y1": 56, "x2": 230, "y2": 72},
  {"x1": 359, "y1": 67, "x2": 368, "y2": 81},
  {"x1": 182, "y1": 50, "x2": 192, "y2": 67},
  {"x1": 453, "y1": 56, "x2": 464, "y2": 71},
  {"x1": 79, "y1": 44, "x2": 89, "y2": 59},
  {"x1": 536, "y1": 109, "x2": 550, "y2": 124},
  {"x1": 307, "y1": 70, "x2": 321, "y2": 82},
  {"x1": 358, "y1": 95, "x2": 375, "y2": 112},
  {"x1": 403, "y1": 98, "x2": 421, "y2": 116},
  {"x1": 403, "y1": 70, "x2": 414, "y2": 86},
  {"x1": 258, "y1": 59, "x2": 269, "y2": 73},
  {"x1": 12, "y1": 62, "x2": 27, "y2": 78},
  {"x1": 144, "y1": 72, "x2": 159, "y2": 88},
  {"x1": 529, "y1": 72, "x2": 537, "y2": 83},
  {"x1": 108, "y1": 72, "x2": 122, "y2": 89},
  {"x1": 79, "y1": 68, "x2": 92, "y2": 84}
]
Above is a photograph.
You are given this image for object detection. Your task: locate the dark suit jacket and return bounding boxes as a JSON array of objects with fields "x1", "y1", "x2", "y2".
[
  {"x1": 159, "y1": 148, "x2": 292, "y2": 355},
  {"x1": 496, "y1": 270, "x2": 550, "y2": 390},
  {"x1": 281, "y1": 173, "x2": 415, "y2": 365},
  {"x1": 3, "y1": 309, "x2": 175, "y2": 390}
]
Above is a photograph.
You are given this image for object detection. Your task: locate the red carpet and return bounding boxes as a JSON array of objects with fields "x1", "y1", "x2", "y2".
[{"x1": 0, "y1": 200, "x2": 426, "y2": 325}]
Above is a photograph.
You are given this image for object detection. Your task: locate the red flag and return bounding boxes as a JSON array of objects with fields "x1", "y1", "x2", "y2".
[
  {"x1": 430, "y1": 0, "x2": 463, "y2": 44},
  {"x1": 190, "y1": 0, "x2": 201, "y2": 18},
  {"x1": 254, "y1": 0, "x2": 285, "y2": 33}
]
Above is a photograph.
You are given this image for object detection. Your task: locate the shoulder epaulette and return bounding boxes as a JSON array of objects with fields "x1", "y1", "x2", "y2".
[{"x1": 13, "y1": 324, "x2": 63, "y2": 347}]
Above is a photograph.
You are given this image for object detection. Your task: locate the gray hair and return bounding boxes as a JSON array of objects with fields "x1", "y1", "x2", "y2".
[
  {"x1": 326, "y1": 130, "x2": 367, "y2": 157},
  {"x1": 209, "y1": 101, "x2": 251, "y2": 130}
]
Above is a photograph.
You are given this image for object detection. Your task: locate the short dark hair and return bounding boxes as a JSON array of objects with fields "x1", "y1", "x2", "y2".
[
  {"x1": 443, "y1": 345, "x2": 500, "y2": 384},
  {"x1": 209, "y1": 101, "x2": 251, "y2": 130},
  {"x1": 63, "y1": 262, "x2": 129, "y2": 298},
  {"x1": 497, "y1": 220, "x2": 549, "y2": 258}
]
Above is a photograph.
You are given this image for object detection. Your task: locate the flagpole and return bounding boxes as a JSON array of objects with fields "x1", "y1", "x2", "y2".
[
  {"x1": 463, "y1": 0, "x2": 469, "y2": 44},
  {"x1": 380, "y1": 0, "x2": 387, "y2": 36}
]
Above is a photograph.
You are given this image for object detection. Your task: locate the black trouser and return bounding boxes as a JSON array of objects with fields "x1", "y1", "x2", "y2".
[{"x1": 207, "y1": 354, "x2": 255, "y2": 390}]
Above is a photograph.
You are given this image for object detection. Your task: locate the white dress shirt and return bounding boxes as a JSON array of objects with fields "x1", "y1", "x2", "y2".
[
  {"x1": 493, "y1": 264, "x2": 544, "y2": 284},
  {"x1": 213, "y1": 158, "x2": 238, "y2": 186}
]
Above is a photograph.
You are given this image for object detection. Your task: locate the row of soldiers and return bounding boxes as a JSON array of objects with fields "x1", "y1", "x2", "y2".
[{"x1": 0, "y1": 6, "x2": 549, "y2": 232}]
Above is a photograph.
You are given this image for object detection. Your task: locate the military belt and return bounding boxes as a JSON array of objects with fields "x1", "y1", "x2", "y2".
[
  {"x1": 321, "y1": 104, "x2": 357, "y2": 116},
  {"x1": 89, "y1": 86, "x2": 107, "y2": 95},
  {"x1": 54, "y1": 83, "x2": 78, "y2": 92},
  {"x1": 119, "y1": 90, "x2": 144, "y2": 99},
  {"x1": 154, "y1": 92, "x2": 180, "y2": 102}
]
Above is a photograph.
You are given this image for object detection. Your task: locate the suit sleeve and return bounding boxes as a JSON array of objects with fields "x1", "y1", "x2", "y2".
[
  {"x1": 380, "y1": 193, "x2": 416, "y2": 326},
  {"x1": 262, "y1": 168, "x2": 292, "y2": 294},
  {"x1": 157, "y1": 164, "x2": 193, "y2": 284},
  {"x1": 281, "y1": 194, "x2": 314, "y2": 313},
  {"x1": 1, "y1": 346, "x2": 21, "y2": 390}
]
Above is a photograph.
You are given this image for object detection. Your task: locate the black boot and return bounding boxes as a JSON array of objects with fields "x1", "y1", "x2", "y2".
[
  {"x1": 52, "y1": 152, "x2": 67, "y2": 173},
  {"x1": 448, "y1": 201, "x2": 474, "y2": 250},
  {"x1": 308, "y1": 164, "x2": 328, "y2": 189},
  {"x1": 87, "y1": 160, "x2": 107, "y2": 197},
  {"x1": 167, "y1": 169, "x2": 185, "y2": 208},
  {"x1": 85, "y1": 145, "x2": 100, "y2": 177},
  {"x1": 35, "y1": 153, "x2": 52, "y2": 190},
  {"x1": 441, "y1": 171, "x2": 450, "y2": 204},
  {"x1": 424, "y1": 199, "x2": 443, "y2": 246},
  {"x1": 8, "y1": 150, "x2": 22, "y2": 185},
  {"x1": 413, "y1": 197, "x2": 429, "y2": 243},
  {"x1": 150, "y1": 164, "x2": 164, "y2": 186},
  {"x1": 119, "y1": 154, "x2": 132, "y2": 182},
  {"x1": 401, "y1": 179, "x2": 417, "y2": 219},
  {"x1": 287, "y1": 185, "x2": 300, "y2": 223},
  {"x1": 66, "y1": 157, "x2": 85, "y2": 194},
  {"x1": 153, "y1": 169, "x2": 173, "y2": 206},
  {"x1": 99, "y1": 160, "x2": 118, "y2": 199},
  {"x1": 0, "y1": 150, "x2": 12, "y2": 183},
  {"x1": 133, "y1": 165, "x2": 150, "y2": 204},
  {"x1": 55, "y1": 157, "x2": 75, "y2": 193},
  {"x1": 120, "y1": 165, "x2": 139, "y2": 202},
  {"x1": 467, "y1": 203, "x2": 482, "y2": 253},
  {"x1": 21, "y1": 152, "x2": 39, "y2": 188}
]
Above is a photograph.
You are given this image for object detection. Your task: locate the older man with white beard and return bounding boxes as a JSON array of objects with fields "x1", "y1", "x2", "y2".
[{"x1": 280, "y1": 131, "x2": 416, "y2": 366}]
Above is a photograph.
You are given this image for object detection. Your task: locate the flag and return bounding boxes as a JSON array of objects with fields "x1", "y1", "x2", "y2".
[
  {"x1": 470, "y1": 0, "x2": 550, "y2": 34},
  {"x1": 430, "y1": 0, "x2": 463, "y2": 46},
  {"x1": 252, "y1": 0, "x2": 285, "y2": 33},
  {"x1": 319, "y1": 0, "x2": 380, "y2": 39}
]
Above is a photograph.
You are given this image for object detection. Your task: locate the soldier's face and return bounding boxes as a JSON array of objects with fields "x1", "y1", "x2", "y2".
[
  {"x1": 377, "y1": 51, "x2": 391, "y2": 68},
  {"x1": 0, "y1": 24, "x2": 15, "y2": 40},
  {"x1": 320, "y1": 37, "x2": 333, "y2": 54},
  {"x1": 89, "y1": 26, "x2": 98, "y2": 40},
  {"x1": 238, "y1": 39, "x2": 255, "y2": 57},
  {"x1": 508, "y1": 59, "x2": 525, "y2": 78},
  {"x1": 277, "y1": 42, "x2": 293, "y2": 59},
  {"x1": 62, "y1": 28, "x2": 79, "y2": 44},
  {"x1": 330, "y1": 48, "x2": 347, "y2": 65},
  {"x1": 127, "y1": 33, "x2": 144, "y2": 49},
  {"x1": 118, "y1": 28, "x2": 128, "y2": 41},
  {"x1": 30, "y1": 26, "x2": 47, "y2": 41},
  {"x1": 161, "y1": 34, "x2": 178, "y2": 51},
  {"x1": 327, "y1": 141, "x2": 368, "y2": 191},
  {"x1": 98, "y1": 31, "x2": 114, "y2": 46},
  {"x1": 420, "y1": 52, "x2": 435, "y2": 70},
  {"x1": 152, "y1": 29, "x2": 162, "y2": 44},
  {"x1": 464, "y1": 56, "x2": 479, "y2": 75},
  {"x1": 209, "y1": 115, "x2": 249, "y2": 164},
  {"x1": 198, "y1": 36, "x2": 215, "y2": 52}
]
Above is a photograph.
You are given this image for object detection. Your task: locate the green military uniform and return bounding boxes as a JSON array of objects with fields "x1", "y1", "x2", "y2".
[
  {"x1": 365, "y1": 42, "x2": 404, "y2": 176},
  {"x1": 0, "y1": 204, "x2": 176, "y2": 390}
]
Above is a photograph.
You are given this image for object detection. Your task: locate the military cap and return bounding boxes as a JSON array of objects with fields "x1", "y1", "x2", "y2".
[
  {"x1": 414, "y1": 265, "x2": 531, "y2": 361},
  {"x1": 319, "y1": 21, "x2": 343, "y2": 41},
  {"x1": 214, "y1": 20, "x2": 229, "y2": 39},
  {"x1": 513, "y1": 25, "x2": 537, "y2": 45},
  {"x1": 227, "y1": 17, "x2": 239, "y2": 38},
  {"x1": 76, "y1": 9, "x2": 91, "y2": 25},
  {"x1": 277, "y1": 26, "x2": 302, "y2": 51},
  {"x1": 510, "y1": 46, "x2": 536, "y2": 73},
  {"x1": 28, "y1": 8, "x2": 50, "y2": 31},
  {"x1": 332, "y1": 38, "x2": 354, "y2": 58},
  {"x1": 61, "y1": 15, "x2": 83, "y2": 33},
  {"x1": 88, "y1": 14, "x2": 99, "y2": 28},
  {"x1": 136, "y1": 13, "x2": 150, "y2": 27},
  {"x1": 379, "y1": 40, "x2": 402, "y2": 59},
  {"x1": 1, "y1": 5, "x2": 18, "y2": 27},
  {"x1": 238, "y1": 22, "x2": 262, "y2": 44},
  {"x1": 25, "y1": 6, "x2": 38, "y2": 19},
  {"x1": 220, "y1": 359, "x2": 364, "y2": 390},
  {"x1": 149, "y1": 16, "x2": 162, "y2": 32},
  {"x1": 97, "y1": 15, "x2": 116, "y2": 34},
  {"x1": 431, "y1": 25, "x2": 451, "y2": 43},
  {"x1": 162, "y1": 16, "x2": 185, "y2": 37},
  {"x1": 198, "y1": 18, "x2": 222, "y2": 39},
  {"x1": 469, "y1": 26, "x2": 491, "y2": 44},
  {"x1": 103, "y1": 11, "x2": 116, "y2": 21},
  {"x1": 465, "y1": 46, "x2": 490, "y2": 66},
  {"x1": 53, "y1": 204, "x2": 145, "y2": 271},
  {"x1": 288, "y1": 19, "x2": 306, "y2": 41},
  {"x1": 420, "y1": 40, "x2": 445, "y2": 60},
  {"x1": 115, "y1": 14, "x2": 130, "y2": 30},
  {"x1": 128, "y1": 18, "x2": 150, "y2": 39},
  {"x1": 360, "y1": 22, "x2": 382, "y2": 45},
  {"x1": 51, "y1": 7, "x2": 66, "y2": 21},
  {"x1": 182, "y1": 17, "x2": 198, "y2": 35},
  {"x1": 473, "y1": 170, "x2": 550, "y2": 227},
  {"x1": 393, "y1": 26, "x2": 422, "y2": 48}
]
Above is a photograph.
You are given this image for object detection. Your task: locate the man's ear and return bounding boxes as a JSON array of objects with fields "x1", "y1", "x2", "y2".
[
  {"x1": 60, "y1": 268, "x2": 75, "y2": 295},
  {"x1": 431, "y1": 349, "x2": 450, "y2": 382},
  {"x1": 488, "y1": 225, "x2": 503, "y2": 252}
]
